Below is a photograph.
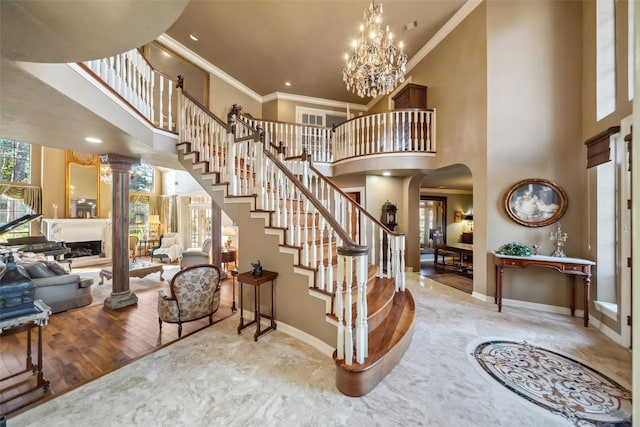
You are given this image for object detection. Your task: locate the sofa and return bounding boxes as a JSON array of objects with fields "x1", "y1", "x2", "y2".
[
  {"x1": 180, "y1": 238, "x2": 212, "y2": 269},
  {"x1": 0, "y1": 260, "x2": 94, "y2": 313}
]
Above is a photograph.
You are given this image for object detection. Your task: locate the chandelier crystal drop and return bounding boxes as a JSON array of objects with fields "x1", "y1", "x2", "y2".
[{"x1": 342, "y1": 0, "x2": 407, "y2": 98}]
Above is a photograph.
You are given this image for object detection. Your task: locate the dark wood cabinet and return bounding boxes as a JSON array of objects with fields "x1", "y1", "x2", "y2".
[
  {"x1": 392, "y1": 84, "x2": 428, "y2": 109},
  {"x1": 462, "y1": 232, "x2": 473, "y2": 244}
]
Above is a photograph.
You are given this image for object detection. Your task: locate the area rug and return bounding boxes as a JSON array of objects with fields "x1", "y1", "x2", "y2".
[
  {"x1": 426, "y1": 273, "x2": 472, "y2": 294},
  {"x1": 78, "y1": 265, "x2": 180, "y2": 307},
  {"x1": 468, "y1": 339, "x2": 632, "y2": 426}
]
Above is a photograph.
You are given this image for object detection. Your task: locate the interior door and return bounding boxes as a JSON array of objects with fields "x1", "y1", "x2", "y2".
[{"x1": 420, "y1": 196, "x2": 447, "y2": 248}]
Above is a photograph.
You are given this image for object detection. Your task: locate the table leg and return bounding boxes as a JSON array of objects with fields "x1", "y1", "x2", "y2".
[
  {"x1": 254, "y1": 284, "x2": 261, "y2": 341},
  {"x1": 270, "y1": 279, "x2": 276, "y2": 330},
  {"x1": 496, "y1": 265, "x2": 503, "y2": 312},
  {"x1": 569, "y1": 275, "x2": 576, "y2": 317},
  {"x1": 25, "y1": 328, "x2": 34, "y2": 371},
  {"x1": 237, "y1": 282, "x2": 244, "y2": 333},
  {"x1": 583, "y1": 275, "x2": 590, "y2": 327},
  {"x1": 231, "y1": 275, "x2": 237, "y2": 313},
  {"x1": 36, "y1": 325, "x2": 50, "y2": 390}
]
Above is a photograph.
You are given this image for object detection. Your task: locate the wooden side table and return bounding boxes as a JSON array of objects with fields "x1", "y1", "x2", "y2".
[
  {"x1": 0, "y1": 300, "x2": 51, "y2": 409},
  {"x1": 221, "y1": 248, "x2": 237, "y2": 273},
  {"x1": 236, "y1": 270, "x2": 277, "y2": 341}
]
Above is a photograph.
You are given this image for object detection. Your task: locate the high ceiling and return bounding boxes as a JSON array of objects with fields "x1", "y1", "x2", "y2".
[
  {"x1": 165, "y1": 0, "x2": 466, "y2": 104},
  {"x1": 0, "y1": 0, "x2": 472, "y2": 189}
]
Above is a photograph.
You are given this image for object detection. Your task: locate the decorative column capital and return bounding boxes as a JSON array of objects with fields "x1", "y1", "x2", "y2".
[{"x1": 99, "y1": 153, "x2": 140, "y2": 174}]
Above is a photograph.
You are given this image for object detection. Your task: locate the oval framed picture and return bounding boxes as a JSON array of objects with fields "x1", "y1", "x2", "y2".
[{"x1": 503, "y1": 179, "x2": 568, "y2": 227}]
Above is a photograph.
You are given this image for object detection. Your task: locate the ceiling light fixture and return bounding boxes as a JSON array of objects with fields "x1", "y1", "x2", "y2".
[
  {"x1": 85, "y1": 137, "x2": 102, "y2": 144},
  {"x1": 382, "y1": 171, "x2": 391, "y2": 176},
  {"x1": 285, "y1": 82, "x2": 292, "y2": 87},
  {"x1": 342, "y1": 0, "x2": 407, "y2": 98},
  {"x1": 189, "y1": 33, "x2": 199, "y2": 41}
]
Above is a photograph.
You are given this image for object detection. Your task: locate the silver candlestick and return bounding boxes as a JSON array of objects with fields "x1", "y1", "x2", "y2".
[{"x1": 550, "y1": 222, "x2": 568, "y2": 257}]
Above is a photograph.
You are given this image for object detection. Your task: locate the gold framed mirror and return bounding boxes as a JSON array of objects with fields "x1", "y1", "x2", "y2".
[{"x1": 66, "y1": 151, "x2": 100, "y2": 218}]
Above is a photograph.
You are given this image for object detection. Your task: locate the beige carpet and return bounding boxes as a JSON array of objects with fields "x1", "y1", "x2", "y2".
[{"x1": 426, "y1": 273, "x2": 473, "y2": 294}]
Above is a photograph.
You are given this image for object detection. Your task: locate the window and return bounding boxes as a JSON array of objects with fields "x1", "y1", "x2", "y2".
[
  {"x1": 596, "y1": 0, "x2": 616, "y2": 120},
  {"x1": 129, "y1": 163, "x2": 154, "y2": 193},
  {"x1": 628, "y1": 0, "x2": 634, "y2": 101},
  {"x1": 129, "y1": 201, "x2": 149, "y2": 239},
  {"x1": 129, "y1": 163, "x2": 155, "y2": 239},
  {"x1": 0, "y1": 138, "x2": 31, "y2": 183},
  {"x1": 0, "y1": 138, "x2": 32, "y2": 242}
]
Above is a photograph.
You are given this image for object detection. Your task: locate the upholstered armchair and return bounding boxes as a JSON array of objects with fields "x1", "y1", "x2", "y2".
[
  {"x1": 180, "y1": 238, "x2": 212, "y2": 269},
  {"x1": 150, "y1": 232, "x2": 183, "y2": 263},
  {"x1": 157, "y1": 264, "x2": 222, "y2": 337}
]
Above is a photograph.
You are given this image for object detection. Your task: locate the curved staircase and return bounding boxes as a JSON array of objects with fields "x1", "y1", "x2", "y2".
[{"x1": 175, "y1": 92, "x2": 415, "y2": 397}]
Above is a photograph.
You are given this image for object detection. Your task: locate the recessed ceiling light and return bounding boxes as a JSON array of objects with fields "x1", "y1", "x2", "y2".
[
  {"x1": 189, "y1": 33, "x2": 199, "y2": 41},
  {"x1": 85, "y1": 137, "x2": 102, "y2": 144},
  {"x1": 285, "y1": 82, "x2": 292, "y2": 87},
  {"x1": 382, "y1": 171, "x2": 391, "y2": 176}
]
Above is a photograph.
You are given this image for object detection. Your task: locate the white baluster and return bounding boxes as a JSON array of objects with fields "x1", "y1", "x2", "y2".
[{"x1": 344, "y1": 255, "x2": 353, "y2": 365}]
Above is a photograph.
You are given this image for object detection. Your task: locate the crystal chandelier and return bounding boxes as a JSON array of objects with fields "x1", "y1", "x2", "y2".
[{"x1": 342, "y1": 0, "x2": 407, "y2": 98}]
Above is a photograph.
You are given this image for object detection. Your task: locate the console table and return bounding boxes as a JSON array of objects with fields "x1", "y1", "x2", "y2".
[
  {"x1": 0, "y1": 300, "x2": 51, "y2": 409},
  {"x1": 236, "y1": 270, "x2": 277, "y2": 341},
  {"x1": 493, "y1": 253, "x2": 595, "y2": 327}
]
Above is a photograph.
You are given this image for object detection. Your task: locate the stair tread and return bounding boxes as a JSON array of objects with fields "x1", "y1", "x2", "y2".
[{"x1": 334, "y1": 289, "x2": 415, "y2": 373}]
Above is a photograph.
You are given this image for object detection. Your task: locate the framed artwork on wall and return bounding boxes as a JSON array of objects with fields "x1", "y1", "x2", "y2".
[{"x1": 503, "y1": 178, "x2": 568, "y2": 227}]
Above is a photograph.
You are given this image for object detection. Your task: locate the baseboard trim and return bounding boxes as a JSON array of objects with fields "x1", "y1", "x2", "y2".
[{"x1": 239, "y1": 308, "x2": 334, "y2": 357}]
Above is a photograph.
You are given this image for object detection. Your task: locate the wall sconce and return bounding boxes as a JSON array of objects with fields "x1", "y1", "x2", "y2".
[
  {"x1": 381, "y1": 200, "x2": 398, "y2": 230},
  {"x1": 222, "y1": 225, "x2": 236, "y2": 248}
]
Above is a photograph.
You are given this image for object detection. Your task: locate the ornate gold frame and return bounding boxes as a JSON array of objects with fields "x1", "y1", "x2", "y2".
[{"x1": 503, "y1": 178, "x2": 567, "y2": 227}]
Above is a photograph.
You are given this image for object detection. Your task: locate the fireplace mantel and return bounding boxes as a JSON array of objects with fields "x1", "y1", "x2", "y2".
[{"x1": 42, "y1": 218, "x2": 112, "y2": 266}]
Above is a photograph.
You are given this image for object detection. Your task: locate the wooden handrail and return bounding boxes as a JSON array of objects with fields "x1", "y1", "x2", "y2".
[
  {"x1": 307, "y1": 161, "x2": 404, "y2": 238},
  {"x1": 337, "y1": 107, "x2": 434, "y2": 127},
  {"x1": 180, "y1": 90, "x2": 228, "y2": 129},
  {"x1": 262, "y1": 150, "x2": 367, "y2": 255}
]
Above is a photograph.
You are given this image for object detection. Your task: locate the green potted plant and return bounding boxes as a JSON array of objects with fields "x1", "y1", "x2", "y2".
[{"x1": 495, "y1": 242, "x2": 532, "y2": 257}]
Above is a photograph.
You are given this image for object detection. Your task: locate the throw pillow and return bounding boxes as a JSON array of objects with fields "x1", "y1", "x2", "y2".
[
  {"x1": 43, "y1": 260, "x2": 69, "y2": 275},
  {"x1": 24, "y1": 262, "x2": 57, "y2": 278}
]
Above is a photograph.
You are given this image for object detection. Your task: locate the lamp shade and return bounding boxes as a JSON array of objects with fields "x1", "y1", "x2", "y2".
[
  {"x1": 222, "y1": 226, "x2": 236, "y2": 236},
  {"x1": 463, "y1": 214, "x2": 473, "y2": 221},
  {"x1": 148, "y1": 215, "x2": 161, "y2": 224}
]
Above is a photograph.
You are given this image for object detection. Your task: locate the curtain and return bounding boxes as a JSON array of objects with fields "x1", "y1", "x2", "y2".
[
  {"x1": 0, "y1": 184, "x2": 42, "y2": 214},
  {"x1": 129, "y1": 194, "x2": 160, "y2": 214}
]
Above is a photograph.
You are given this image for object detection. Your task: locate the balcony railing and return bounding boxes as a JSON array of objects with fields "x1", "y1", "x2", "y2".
[{"x1": 82, "y1": 48, "x2": 176, "y2": 132}]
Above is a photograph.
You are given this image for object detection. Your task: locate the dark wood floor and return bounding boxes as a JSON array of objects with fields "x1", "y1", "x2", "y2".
[{"x1": 0, "y1": 264, "x2": 237, "y2": 418}]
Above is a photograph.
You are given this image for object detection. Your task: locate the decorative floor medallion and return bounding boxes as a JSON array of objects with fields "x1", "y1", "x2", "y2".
[{"x1": 470, "y1": 340, "x2": 632, "y2": 426}]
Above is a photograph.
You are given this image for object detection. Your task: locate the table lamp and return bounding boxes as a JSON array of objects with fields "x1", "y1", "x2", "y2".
[
  {"x1": 148, "y1": 215, "x2": 161, "y2": 239},
  {"x1": 222, "y1": 226, "x2": 236, "y2": 249}
]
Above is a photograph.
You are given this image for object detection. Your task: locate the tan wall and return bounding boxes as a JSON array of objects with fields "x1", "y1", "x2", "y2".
[
  {"x1": 485, "y1": 1, "x2": 584, "y2": 305},
  {"x1": 262, "y1": 99, "x2": 278, "y2": 121},
  {"x1": 39, "y1": 146, "x2": 67, "y2": 219},
  {"x1": 209, "y1": 74, "x2": 261, "y2": 120},
  {"x1": 386, "y1": 4, "x2": 488, "y2": 280}
]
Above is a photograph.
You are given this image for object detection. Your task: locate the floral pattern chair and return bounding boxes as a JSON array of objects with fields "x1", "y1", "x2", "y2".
[{"x1": 157, "y1": 264, "x2": 221, "y2": 337}]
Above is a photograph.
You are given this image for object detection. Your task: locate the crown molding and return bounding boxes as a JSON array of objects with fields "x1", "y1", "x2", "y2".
[
  {"x1": 157, "y1": 34, "x2": 263, "y2": 103},
  {"x1": 263, "y1": 91, "x2": 368, "y2": 111},
  {"x1": 366, "y1": 0, "x2": 483, "y2": 109},
  {"x1": 158, "y1": 34, "x2": 369, "y2": 111},
  {"x1": 406, "y1": 0, "x2": 483, "y2": 73}
]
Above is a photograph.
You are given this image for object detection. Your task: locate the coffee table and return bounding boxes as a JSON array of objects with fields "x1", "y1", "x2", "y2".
[{"x1": 99, "y1": 261, "x2": 165, "y2": 285}]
